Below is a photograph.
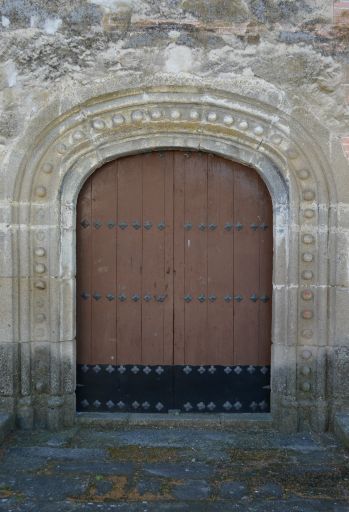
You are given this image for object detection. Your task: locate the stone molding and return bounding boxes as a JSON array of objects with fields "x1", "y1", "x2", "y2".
[{"x1": 0, "y1": 82, "x2": 341, "y2": 431}]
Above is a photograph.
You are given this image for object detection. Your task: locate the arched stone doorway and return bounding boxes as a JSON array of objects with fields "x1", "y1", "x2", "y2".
[{"x1": 75, "y1": 151, "x2": 273, "y2": 413}]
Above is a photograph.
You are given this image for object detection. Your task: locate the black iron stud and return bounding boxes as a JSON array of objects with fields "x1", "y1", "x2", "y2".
[
  {"x1": 184, "y1": 295, "x2": 192, "y2": 303},
  {"x1": 94, "y1": 220, "x2": 102, "y2": 229},
  {"x1": 119, "y1": 221, "x2": 128, "y2": 230},
  {"x1": 144, "y1": 294, "x2": 152, "y2": 302},
  {"x1": 198, "y1": 223, "x2": 206, "y2": 231},
  {"x1": 224, "y1": 223, "x2": 233, "y2": 231},
  {"x1": 234, "y1": 295, "x2": 243, "y2": 302},
  {"x1": 106, "y1": 293, "x2": 115, "y2": 301},
  {"x1": 250, "y1": 293, "x2": 258, "y2": 302},
  {"x1": 260, "y1": 223, "x2": 268, "y2": 230},
  {"x1": 251, "y1": 223, "x2": 259, "y2": 231},
  {"x1": 224, "y1": 294, "x2": 233, "y2": 303},
  {"x1": 208, "y1": 295, "x2": 217, "y2": 302},
  {"x1": 156, "y1": 294, "x2": 166, "y2": 302},
  {"x1": 93, "y1": 292, "x2": 101, "y2": 301},
  {"x1": 260, "y1": 295, "x2": 270, "y2": 303},
  {"x1": 107, "y1": 221, "x2": 115, "y2": 229},
  {"x1": 132, "y1": 221, "x2": 141, "y2": 230},
  {"x1": 158, "y1": 222, "x2": 166, "y2": 230},
  {"x1": 118, "y1": 293, "x2": 127, "y2": 302},
  {"x1": 80, "y1": 219, "x2": 90, "y2": 228},
  {"x1": 236, "y1": 223, "x2": 243, "y2": 231},
  {"x1": 81, "y1": 291, "x2": 90, "y2": 300},
  {"x1": 132, "y1": 294, "x2": 140, "y2": 302},
  {"x1": 144, "y1": 221, "x2": 152, "y2": 230},
  {"x1": 184, "y1": 223, "x2": 192, "y2": 230},
  {"x1": 208, "y1": 224, "x2": 217, "y2": 231},
  {"x1": 197, "y1": 294, "x2": 206, "y2": 303}
]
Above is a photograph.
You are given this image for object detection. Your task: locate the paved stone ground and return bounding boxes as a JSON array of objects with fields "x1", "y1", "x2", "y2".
[{"x1": 0, "y1": 425, "x2": 349, "y2": 511}]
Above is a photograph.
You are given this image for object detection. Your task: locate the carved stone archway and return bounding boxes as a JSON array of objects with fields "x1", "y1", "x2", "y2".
[{"x1": 5, "y1": 83, "x2": 335, "y2": 431}]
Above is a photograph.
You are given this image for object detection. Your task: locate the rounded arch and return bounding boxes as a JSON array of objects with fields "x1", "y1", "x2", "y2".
[{"x1": 7, "y1": 82, "x2": 335, "y2": 431}]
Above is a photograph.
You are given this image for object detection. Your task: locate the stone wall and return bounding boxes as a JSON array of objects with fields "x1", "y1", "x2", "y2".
[{"x1": 0, "y1": 0, "x2": 349, "y2": 431}]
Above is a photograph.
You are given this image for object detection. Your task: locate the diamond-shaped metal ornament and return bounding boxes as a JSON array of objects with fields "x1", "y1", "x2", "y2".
[
  {"x1": 142, "y1": 401, "x2": 150, "y2": 410},
  {"x1": 81, "y1": 291, "x2": 90, "y2": 300},
  {"x1": 197, "y1": 294, "x2": 206, "y2": 303},
  {"x1": 197, "y1": 402, "x2": 205, "y2": 411},
  {"x1": 158, "y1": 222, "x2": 166, "y2": 231},
  {"x1": 118, "y1": 221, "x2": 128, "y2": 230},
  {"x1": 224, "y1": 223, "x2": 233, "y2": 231},
  {"x1": 260, "y1": 295, "x2": 270, "y2": 303},
  {"x1": 155, "y1": 366, "x2": 164, "y2": 375},
  {"x1": 236, "y1": 223, "x2": 243, "y2": 231},
  {"x1": 143, "y1": 366, "x2": 152, "y2": 375},
  {"x1": 81, "y1": 399, "x2": 89, "y2": 408},
  {"x1": 132, "y1": 221, "x2": 141, "y2": 230},
  {"x1": 118, "y1": 293, "x2": 127, "y2": 302},
  {"x1": 106, "y1": 293, "x2": 115, "y2": 301},
  {"x1": 155, "y1": 402, "x2": 164, "y2": 411},
  {"x1": 81, "y1": 364, "x2": 89, "y2": 373},
  {"x1": 184, "y1": 223, "x2": 192, "y2": 230},
  {"x1": 105, "y1": 365, "x2": 115, "y2": 374},
  {"x1": 132, "y1": 294, "x2": 140, "y2": 302},
  {"x1": 207, "y1": 402, "x2": 216, "y2": 411},
  {"x1": 106, "y1": 400, "x2": 115, "y2": 409},
  {"x1": 234, "y1": 295, "x2": 243, "y2": 302},
  {"x1": 183, "y1": 365, "x2": 192, "y2": 375},
  {"x1": 247, "y1": 365, "x2": 256, "y2": 374},
  {"x1": 234, "y1": 366, "x2": 242, "y2": 375},
  {"x1": 259, "y1": 400, "x2": 268, "y2": 410},
  {"x1": 144, "y1": 221, "x2": 152, "y2": 230},
  {"x1": 184, "y1": 295, "x2": 192, "y2": 303},
  {"x1": 93, "y1": 365, "x2": 101, "y2": 373},
  {"x1": 93, "y1": 292, "x2": 101, "y2": 301},
  {"x1": 80, "y1": 219, "x2": 90, "y2": 228},
  {"x1": 224, "y1": 366, "x2": 232, "y2": 374},
  {"x1": 93, "y1": 400, "x2": 101, "y2": 408},
  {"x1": 223, "y1": 401, "x2": 232, "y2": 411},
  {"x1": 234, "y1": 401, "x2": 242, "y2": 410},
  {"x1": 260, "y1": 223, "x2": 268, "y2": 230},
  {"x1": 144, "y1": 294, "x2": 152, "y2": 302},
  {"x1": 132, "y1": 401, "x2": 140, "y2": 409},
  {"x1": 251, "y1": 223, "x2": 259, "y2": 231},
  {"x1": 131, "y1": 366, "x2": 140, "y2": 374},
  {"x1": 117, "y1": 365, "x2": 126, "y2": 374},
  {"x1": 208, "y1": 224, "x2": 217, "y2": 231},
  {"x1": 260, "y1": 366, "x2": 269, "y2": 375},
  {"x1": 208, "y1": 295, "x2": 217, "y2": 303},
  {"x1": 224, "y1": 294, "x2": 233, "y2": 303},
  {"x1": 198, "y1": 366, "x2": 205, "y2": 374},
  {"x1": 198, "y1": 223, "x2": 206, "y2": 231},
  {"x1": 249, "y1": 401, "x2": 258, "y2": 411},
  {"x1": 117, "y1": 401, "x2": 125, "y2": 409},
  {"x1": 107, "y1": 221, "x2": 115, "y2": 229},
  {"x1": 208, "y1": 366, "x2": 216, "y2": 374},
  {"x1": 183, "y1": 402, "x2": 193, "y2": 412},
  {"x1": 156, "y1": 294, "x2": 166, "y2": 302},
  {"x1": 250, "y1": 294, "x2": 258, "y2": 302},
  {"x1": 94, "y1": 220, "x2": 102, "y2": 229}
]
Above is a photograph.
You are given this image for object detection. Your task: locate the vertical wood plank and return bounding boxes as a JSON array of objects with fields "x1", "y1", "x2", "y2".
[
  {"x1": 207, "y1": 155, "x2": 235, "y2": 364},
  {"x1": 90, "y1": 161, "x2": 117, "y2": 364},
  {"x1": 173, "y1": 152, "x2": 186, "y2": 364},
  {"x1": 141, "y1": 153, "x2": 167, "y2": 364},
  {"x1": 183, "y1": 152, "x2": 208, "y2": 365},
  {"x1": 116, "y1": 154, "x2": 143, "y2": 364},
  {"x1": 76, "y1": 178, "x2": 92, "y2": 364},
  {"x1": 233, "y1": 164, "x2": 261, "y2": 365}
]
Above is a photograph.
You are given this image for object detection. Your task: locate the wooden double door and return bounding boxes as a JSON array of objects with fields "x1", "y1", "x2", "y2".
[{"x1": 76, "y1": 151, "x2": 272, "y2": 413}]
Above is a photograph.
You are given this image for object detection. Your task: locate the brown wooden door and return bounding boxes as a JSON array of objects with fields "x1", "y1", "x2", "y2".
[{"x1": 76, "y1": 151, "x2": 272, "y2": 413}]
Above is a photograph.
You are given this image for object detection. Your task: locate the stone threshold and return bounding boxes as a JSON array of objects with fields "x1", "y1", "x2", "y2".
[{"x1": 76, "y1": 412, "x2": 273, "y2": 430}]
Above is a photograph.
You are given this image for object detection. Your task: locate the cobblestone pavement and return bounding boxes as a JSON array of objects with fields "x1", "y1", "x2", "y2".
[{"x1": 0, "y1": 425, "x2": 349, "y2": 511}]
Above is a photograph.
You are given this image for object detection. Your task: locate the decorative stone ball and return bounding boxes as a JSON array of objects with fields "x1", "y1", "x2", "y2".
[
  {"x1": 302, "y1": 349, "x2": 312, "y2": 360},
  {"x1": 297, "y1": 169, "x2": 310, "y2": 180},
  {"x1": 301, "y1": 382, "x2": 311, "y2": 392},
  {"x1": 302, "y1": 234, "x2": 315, "y2": 244},
  {"x1": 303, "y1": 209, "x2": 315, "y2": 219},
  {"x1": 207, "y1": 112, "x2": 217, "y2": 122},
  {"x1": 34, "y1": 247, "x2": 46, "y2": 257},
  {"x1": 112, "y1": 114, "x2": 125, "y2": 125},
  {"x1": 303, "y1": 190, "x2": 315, "y2": 201},
  {"x1": 302, "y1": 309, "x2": 314, "y2": 320},
  {"x1": 302, "y1": 270, "x2": 314, "y2": 280},
  {"x1": 302, "y1": 252, "x2": 314, "y2": 262},
  {"x1": 42, "y1": 163, "x2": 53, "y2": 174},
  {"x1": 302, "y1": 290, "x2": 313, "y2": 301},
  {"x1": 35, "y1": 186, "x2": 47, "y2": 198},
  {"x1": 223, "y1": 114, "x2": 234, "y2": 125}
]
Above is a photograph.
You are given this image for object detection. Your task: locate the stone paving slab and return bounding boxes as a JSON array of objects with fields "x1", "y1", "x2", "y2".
[{"x1": 0, "y1": 426, "x2": 348, "y2": 511}]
